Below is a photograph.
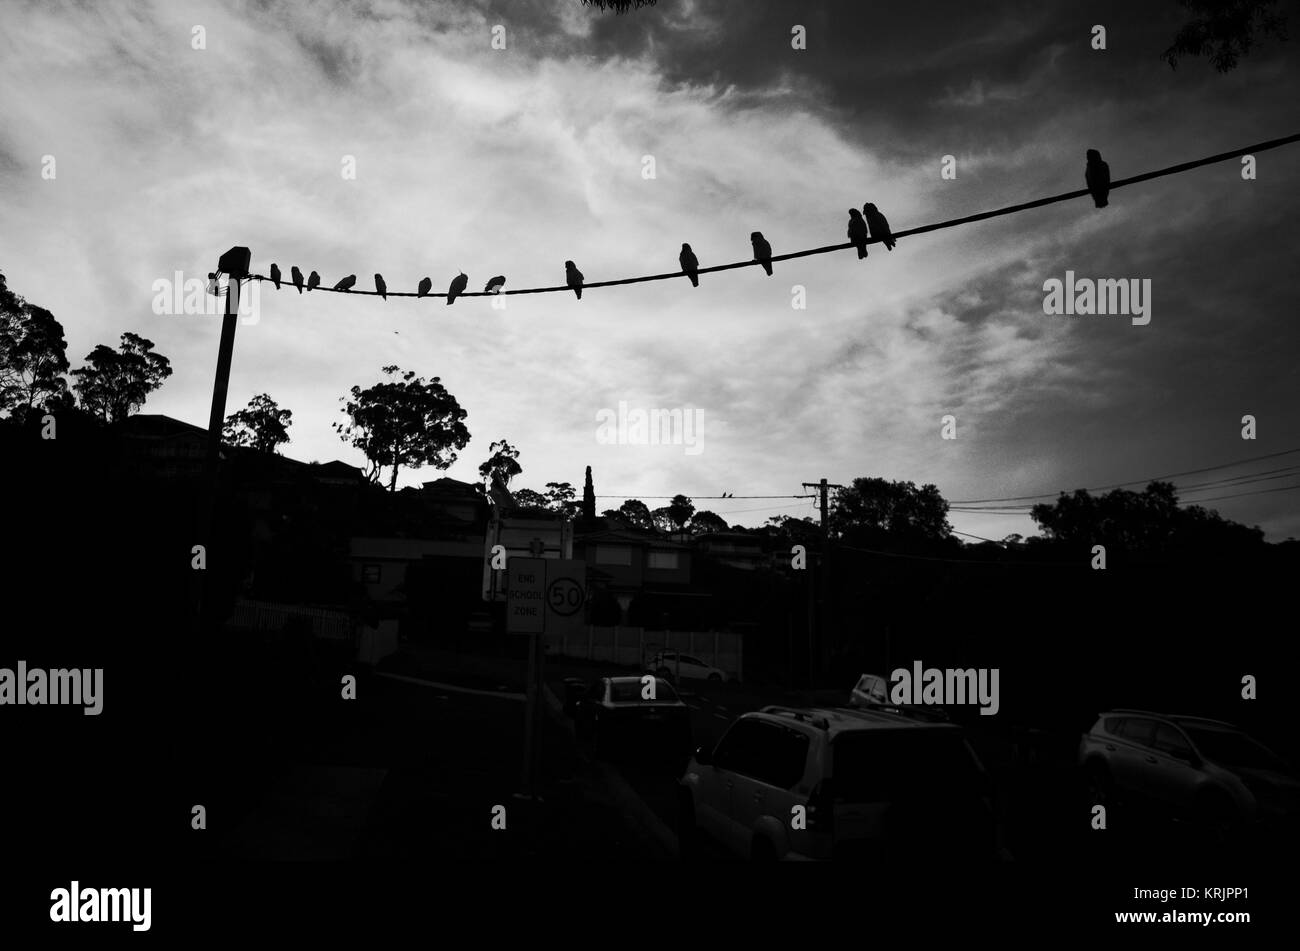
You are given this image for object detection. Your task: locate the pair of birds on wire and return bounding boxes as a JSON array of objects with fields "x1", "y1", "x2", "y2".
[
  {"x1": 420, "y1": 272, "x2": 506, "y2": 302},
  {"x1": 845, "y1": 202, "x2": 896, "y2": 260}
]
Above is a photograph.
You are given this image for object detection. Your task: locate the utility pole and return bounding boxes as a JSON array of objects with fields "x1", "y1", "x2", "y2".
[
  {"x1": 195, "y1": 247, "x2": 251, "y2": 628},
  {"x1": 802, "y1": 479, "x2": 843, "y2": 686}
]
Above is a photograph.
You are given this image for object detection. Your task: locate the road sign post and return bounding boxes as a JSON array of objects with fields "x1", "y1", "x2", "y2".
[
  {"x1": 508, "y1": 558, "x2": 585, "y2": 802},
  {"x1": 508, "y1": 558, "x2": 546, "y2": 800}
]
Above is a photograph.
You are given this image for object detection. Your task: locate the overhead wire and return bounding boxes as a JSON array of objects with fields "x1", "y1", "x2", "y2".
[{"x1": 245, "y1": 132, "x2": 1300, "y2": 300}]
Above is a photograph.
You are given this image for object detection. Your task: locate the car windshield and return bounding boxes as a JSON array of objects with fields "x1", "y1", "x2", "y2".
[
  {"x1": 831, "y1": 730, "x2": 984, "y2": 802},
  {"x1": 1183, "y1": 726, "x2": 1288, "y2": 771},
  {"x1": 609, "y1": 679, "x2": 678, "y2": 703}
]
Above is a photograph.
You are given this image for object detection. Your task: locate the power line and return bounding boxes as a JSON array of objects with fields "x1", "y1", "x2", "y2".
[
  {"x1": 593, "y1": 494, "x2": 814, "y2": 500},
  {"x1": 948, "y1": 447, "x2": 1300, "y2": 505},
  {"x1": 1175, "y1": 482, "x2": 1300, "y2": 504},
  {"x1": 712, "y1": 501, "x2": 816, "y2": 517},
  {"x1": 588, "y1": 457, "x2": 1298, "y2": 518},
  {"x1": 246, "y1": 132, "x2": 1300, "y2": 301},
  {"x1": 1176, "y1": 467, "x2": 1300, "y2": 493},
  {"x1": 950, "y1": 509, "x2": 1048, "y2": 516},
  {"x1": 952, "y1": 529, "x2": 1005, "y2": 544},
  {"x1": 950, "y1": 480, "x2": 1300, "y2": 515},
  {"x1": 572, "y1": 452, "x2": 1298, "y2": 517}
]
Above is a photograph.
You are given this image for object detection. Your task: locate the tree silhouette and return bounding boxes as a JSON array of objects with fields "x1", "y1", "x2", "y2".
[
  {"x1": 223, "y1": 394, "x2": 292, "y2": 453},
  {"x1": 650, "y1": 506, "x2": 676, "y2": 533},
  {"x1": 70, "y1": 332, "x2": 172, "y2": 424},
  {"x1": 615, "y1": 498, "x2": 654, "y2": 530},
  {"x1": 761, "y1": 514, "x2": 822, "y2": 546},
  {"x1": 667, "y1": 494, "x2": 695, "y2": 529},
  {"x1": 511, "y1": 488, "x2": 553, "y2": 517},
  {"x1": 830, "y1": 477, "x2": 952, "y2": 541},
  {"x1": 1030, "y1": 481, "x2": 1264, "y2": 551},
  {"x1": 582, "y1": 466, "x2": 596, "y2": 521},
  {"x1": 544, "y1": 481, "x2": 581, "y2": 518},
  {"x1": 478, "y1": 439, "x2": 522, "y2": 490},
  {"x1": 0, "y1": 272, "x2": 70, "y2": 419},
  {"x1": 689, "y1": 510, "x2": 729, "y2": 534},
  {"x1": 335, "y1": 366, "x2": 469, "y2": 491},
  {"x1": 1162, "y1": 0, "x2": 1289, "y2": 71}
]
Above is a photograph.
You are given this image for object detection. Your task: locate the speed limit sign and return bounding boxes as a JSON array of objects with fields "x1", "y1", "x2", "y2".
[
  {"x1": 543, "y1": 559, "x2": 586, "y2": 636},
  {"x1": 547, "y1": 576, "x2": 584, "y2": 616}
]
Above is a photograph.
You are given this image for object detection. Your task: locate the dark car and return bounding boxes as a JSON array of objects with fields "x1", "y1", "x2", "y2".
[
  {"x1": 678, "y1": 705, "x2": 1001, "y2": 861},
  {"x1": 574, "y1": 675, "x2": 692, "y2": 764},
  {"x1": 1078, "y1": 709, "x2": 1300, "y2": 843}
]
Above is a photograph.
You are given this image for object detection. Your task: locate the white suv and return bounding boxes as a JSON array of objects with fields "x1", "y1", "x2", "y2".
[
  {"x1": 678, "y1": 706, "x2": 998, "y2": 861},
  {"x1": 647, "y1": 651, "x2": 728, "y2": 684}
]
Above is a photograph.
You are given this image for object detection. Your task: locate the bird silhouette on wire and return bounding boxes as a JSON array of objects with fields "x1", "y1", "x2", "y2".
[
  {"x1": 447, "y1": 272, "x2": 468, "y2": 305},
  {"x1": 846, "y1": 210, "x2": 868, "y2": 259},
  {"x1": 291, "y1": 266, "x2": 303, "y2": 294},
  {"x1": 1086, "y1": 149, "x2": 1110, "y2": 208},
  {"x1": 484, "y1": 275, "x2": 506, "y2": 294},
  {"x1": 270, "y1": 263, "x2": 282, "y2": 289},
  {"x1": 417, "y1": 277, "x2": 432, "y2": 298},
  {"x1": 680, "y1": 243, "x2": 699, "y2": 286},
  {"x1": 566, "y1": 261, "x2": 584, "y2": 299},
  {"x1": 751, "y1": 232, "x2": 773, "y2": 276},
  {"x1": 863, "y1": 203, "x2": 895, "y2": 250},
  {"x1": 307, "y1": 270, "x2": 320, "y2": 292},
  {"x1": 375, "y1": 273, "x2": 387, "y2": 300},
  {"x1": 333, "y1": 274, "x2": 356, "y2": 291}
]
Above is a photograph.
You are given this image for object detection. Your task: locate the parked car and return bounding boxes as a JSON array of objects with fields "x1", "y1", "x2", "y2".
[
  {"x1": 849, "y1": 673, "x2": 889, "y2": 708},
  {"x1": 646, "y1": 651, "x2": 728, "y2": 684},
  {"x1": 1078, "y1": 709, "x2": 1300, "y2": 842},
  {"x1": 574, "y1": 675, "x2": 692, "y2": 760},
  {"x1": 848, "y1": 673, "x2": 948, "y2": 721},
  {"x1": 678, "y1": 705, "x2": 998, "y2": 861}
]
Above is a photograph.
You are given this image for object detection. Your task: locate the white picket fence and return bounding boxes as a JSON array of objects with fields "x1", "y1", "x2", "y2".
[{"x1": 544, "y1": 626, "x2": 743, "y2": 682}]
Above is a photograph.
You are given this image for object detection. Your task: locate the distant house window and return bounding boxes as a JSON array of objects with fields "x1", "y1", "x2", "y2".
[
  {"x1": 595, "y1": 545, "x2": 632, "y2": 566},
  {"x1": 647, "y1": 551, "x2": 679, "y2": 570},
  {"x1": 362, "y1": 564, "x2": 382, "y2": 583}
]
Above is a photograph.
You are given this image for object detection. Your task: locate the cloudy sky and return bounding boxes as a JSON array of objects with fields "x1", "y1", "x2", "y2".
[{"x1": 2, "y1": 0, "x2": 1298, "y2": 539}]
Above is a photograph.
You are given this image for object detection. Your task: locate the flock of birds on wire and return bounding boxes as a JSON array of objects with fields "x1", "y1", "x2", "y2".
[{"x1": 258, "y1": 150, "x2": 1111, "y2": 304}]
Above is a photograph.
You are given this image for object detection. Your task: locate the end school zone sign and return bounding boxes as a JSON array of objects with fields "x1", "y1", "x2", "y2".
[{"x1": 506, "y1": 557, "x2": 586, "y2": 634}]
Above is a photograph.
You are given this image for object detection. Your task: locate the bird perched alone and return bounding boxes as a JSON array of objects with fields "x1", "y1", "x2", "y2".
[
  {"x1": 679, "y1": 243, "x2": 700, "y2": 287},
  {"x1": 333, "y1": 274, "x2": 356, "y2": 291},
  {"x1": 375, "y1": 274, "x2": 387, "y2": 300},
  {"x1": 307, "y1": 270, "x2": 320, "y2": 292},
  {"x1": 863, "y1": 203, "x2": 895, "y2": 250},
  {"x1": 484, "y1": 275, "x2": 506, "y2": 294},
  {"x1": 566, "y1": 261, "x2": 584, "y2": 299},
  {"x1": 291, "y1": 266, "x2": 303, "y2": 294},
  {"x1": 1085, "y1": 149, "x2": 1110, "y2": 208},
  {"x1": 447, "y1": 271, "x2": 468, "y2": 305},
  {"x1": 751, "y1": 232, "x2": 773, "y2": 275},
  {"x1": 417, "y1": 277, "x2": 432, "y2": 298},
  {"x1": 846, "y1": 209, "x2": 869, "y2": 259},
  {"x1": 270, "y1": 263, "x2": 282, "y2": 289}
]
